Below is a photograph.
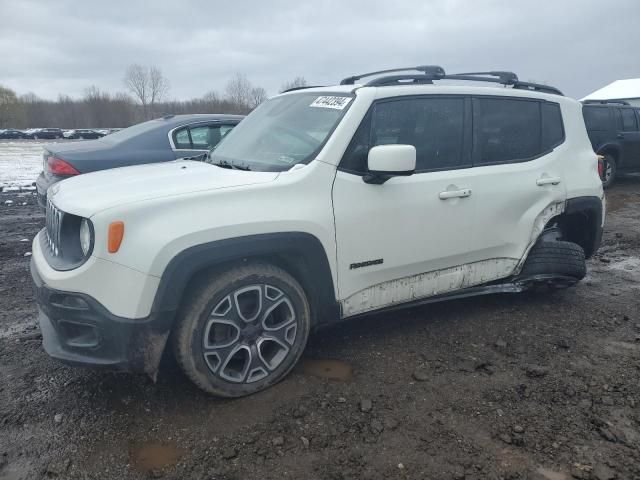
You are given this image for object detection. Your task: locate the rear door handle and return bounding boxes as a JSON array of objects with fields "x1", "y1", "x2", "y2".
[
  {"x1": 439, "y1": 188, "x2": 472, "y2": 200},
  {"x1": 536, "y1": 177, "x2": 562, "y2": 186}
]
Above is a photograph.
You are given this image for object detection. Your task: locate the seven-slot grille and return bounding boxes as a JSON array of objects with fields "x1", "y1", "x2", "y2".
[{"x1": 45, "y1": 198, "x2": 63, "y2": 256}]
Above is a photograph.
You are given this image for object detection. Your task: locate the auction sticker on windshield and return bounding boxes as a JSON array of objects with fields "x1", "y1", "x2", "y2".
[{"x1": 310, "y1": 96, "x2": 352, "y2": 110}]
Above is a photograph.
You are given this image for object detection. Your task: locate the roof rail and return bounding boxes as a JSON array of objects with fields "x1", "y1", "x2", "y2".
[
  {"x1": 281, "y1": 85, "x2": 325, "y2": 93},
  {"x1": 340, "y1": 65, "x2": 445, "y2": 85},
  {"x1": 582, "y1": 99, "x2": 630, "y2": 106},
  {"x1": 340, "y1": 66, "x2": 563, "y2": 96}
]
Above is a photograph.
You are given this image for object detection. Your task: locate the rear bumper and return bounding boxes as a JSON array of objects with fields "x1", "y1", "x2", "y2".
[
  {"x1": 31, "y1": 258, "x2": 174, "y2": 376},
  {"x1": 35, "y1": 172, "x2": 49, "y2": 209}
]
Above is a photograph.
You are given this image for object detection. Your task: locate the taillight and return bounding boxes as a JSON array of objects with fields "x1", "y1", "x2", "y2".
[
  {"x1": 597, "y1": 155, "x2": 604, "y2": 179},
  {"x1": 47, "y1": 156, "x2": 80, "y2": 176}
]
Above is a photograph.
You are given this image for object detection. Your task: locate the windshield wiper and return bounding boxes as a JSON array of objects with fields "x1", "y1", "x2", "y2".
[{"x1": 211, "y1": 158, "x2": 251, "y2": 171}]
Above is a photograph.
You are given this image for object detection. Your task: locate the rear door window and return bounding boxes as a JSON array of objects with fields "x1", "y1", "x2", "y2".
[
  {"x1": 473, "y1": 98, "x2": 541, "y2": 164},
  {"x1": 173, "y1": 124, "x2": 235, "y2": 150}
]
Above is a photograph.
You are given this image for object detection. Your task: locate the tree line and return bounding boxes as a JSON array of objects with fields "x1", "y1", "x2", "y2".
[{"x1": 0, "y1": 65, "x2": 308, "y2": 129}]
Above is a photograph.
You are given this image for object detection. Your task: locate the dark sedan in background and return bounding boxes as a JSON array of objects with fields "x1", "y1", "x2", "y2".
[
  {"x1": 0, "y1": 129, "x2": 27, "y2": 139},
  {"x1": 63, "y1": 129, "x2": 105, "y2": 139},
  {"x1": 26, "y1": 128, "x2": 65, "y2": 139},
  {"x1": 36, "y1": 114, "x2": 243, "y2": 207}
]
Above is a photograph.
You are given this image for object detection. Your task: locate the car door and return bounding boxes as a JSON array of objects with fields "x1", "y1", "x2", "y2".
[
  {"x1": 462, "y1": 97, "x2": 567, "y2": 269},
  {"x1": 333, "y1": 95, "x2": 480, "y2": 317},
  {"x1": 615, "y1": 108, "x2": 640, "y2": 170},
  {"x1": 172, "y1": 123, "x2": 235, "y2": 159}
]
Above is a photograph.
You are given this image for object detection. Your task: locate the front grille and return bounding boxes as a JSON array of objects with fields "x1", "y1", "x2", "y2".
[{"x1": 46, "y1": 198, "x2": 64, "y2": 256}]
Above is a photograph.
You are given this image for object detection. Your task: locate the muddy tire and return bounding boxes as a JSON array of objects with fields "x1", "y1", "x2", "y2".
[
  {"x1": 521, "y1": 240, "x2": 586, "y2": 280},
  {"x1": 601, "y1": 153, "x2": 617, "y2": 188},
  {"x1": 173, "y1": 262, "x2": 311, "y2": 397}
]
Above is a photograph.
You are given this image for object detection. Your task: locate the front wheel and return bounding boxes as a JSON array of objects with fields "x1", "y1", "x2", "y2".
[{"x1": 173, "y1": 263, "x2": 311, "y2": 397}]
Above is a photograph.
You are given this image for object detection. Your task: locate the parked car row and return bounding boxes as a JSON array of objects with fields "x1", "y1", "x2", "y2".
[{"x1": 0, "y1": 127, "x2": 121, "y2": 140}]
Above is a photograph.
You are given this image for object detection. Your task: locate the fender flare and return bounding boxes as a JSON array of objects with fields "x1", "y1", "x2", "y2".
[
  {"x1": 150, "y1": 232, "x2": 340, "y2": 325},
  {"x1": 562, "y1": 196, "x2": 603, "y2": 258},
  {"x1": 596, "y1": 143, "x2": 621, "y2": 162}
]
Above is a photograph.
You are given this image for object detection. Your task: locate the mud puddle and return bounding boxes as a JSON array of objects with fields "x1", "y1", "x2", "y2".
[
  {"x1": 536, "y1": 467, "x2": 568, "y2": 480},
  {"x1": 301, "y1": 358, "x2": 353, "y2": 380},
  {"x1": 129, "y1": 443, "x2": 184, "y2": 473}
]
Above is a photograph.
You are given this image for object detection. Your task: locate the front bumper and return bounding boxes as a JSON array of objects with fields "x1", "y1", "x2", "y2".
[{"x1": 31, "y1": 258, "x2": 173, "y2": 376}]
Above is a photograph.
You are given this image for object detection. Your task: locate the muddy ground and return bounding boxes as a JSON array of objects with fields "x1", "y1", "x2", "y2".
[{"x1": 1, "y1": 178, "x2": 640, "y2": 480}]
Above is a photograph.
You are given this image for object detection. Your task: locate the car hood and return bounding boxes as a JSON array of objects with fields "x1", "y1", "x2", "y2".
[{"x1": 49, "y1": 160, "x2": 279, "y2": 217}]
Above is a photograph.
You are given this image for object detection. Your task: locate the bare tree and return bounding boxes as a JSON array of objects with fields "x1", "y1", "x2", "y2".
[
  {"x1": 249, "y1": 87, "x2": 268, "y2": 108},
  {"x1": 149, "y1": 66, "x2": 169, "y2": 116},
  {"x1": 124, "y1": 64, "x2": 149, "y2": 117},
  {"x1": 280, "y1": 76, "x2": 308, "y2": 93},
  {"x1": 225, "y1": 74, "x2": 253, "y2": 111},
  {"x1": 124, "y1": 64, "x2": 170, "y2": 119}
]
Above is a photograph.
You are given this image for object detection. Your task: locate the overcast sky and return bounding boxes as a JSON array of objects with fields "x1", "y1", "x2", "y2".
[{"x1": 1, "y1": 0, "x2": 639, "y2": 101}]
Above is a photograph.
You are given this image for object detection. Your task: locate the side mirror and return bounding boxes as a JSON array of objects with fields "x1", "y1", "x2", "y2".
[{"x1": 364, "y1": 144, "x2": 416, "y2": 184}]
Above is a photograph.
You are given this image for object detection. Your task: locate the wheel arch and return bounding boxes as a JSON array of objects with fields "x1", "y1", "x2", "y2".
[
  {"x1": 597, "y1": 143, "x2": 620, "y2": 162},
  {"x1": 151, "y1": 232, "x2": 340, "y2": 328},
  {"x1": 546, "y1": 196, "x2": 603, "y2": 258}
]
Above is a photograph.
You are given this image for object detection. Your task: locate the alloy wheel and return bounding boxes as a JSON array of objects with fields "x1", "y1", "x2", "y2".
[
  {"x1": 603, "y1": 160, "x2": 613, "y2": 182},
  {"x1": 202, "y1": 284, "x2": 298, "y2": 384}
]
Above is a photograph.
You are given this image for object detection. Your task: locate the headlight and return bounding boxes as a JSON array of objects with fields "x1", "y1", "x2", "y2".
[{"x1": 79, "y1": 218, "x2": 91, "y2": 256}]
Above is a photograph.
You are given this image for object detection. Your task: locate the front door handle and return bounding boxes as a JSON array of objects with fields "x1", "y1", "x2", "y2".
[
  {"x1": 439, "y1": 188, "x2": 472, "y2": 200},
  {"x1": 536, "y1": 177, "x2": 562, "y2": 186},
  {"x1": 617, "y1": 133, "x2": 624, "y2": 139}
]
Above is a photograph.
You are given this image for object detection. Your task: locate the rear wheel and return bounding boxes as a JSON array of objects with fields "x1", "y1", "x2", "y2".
[
  {"x1": 521, "y1": 240, "x2": 586, "y2": 285},
  {"x1": 173, "y1": 262, "x2": 311, "y2": 397},
  {"x1": 601, "y1": 153, "x2": 617, "y2": 188}
]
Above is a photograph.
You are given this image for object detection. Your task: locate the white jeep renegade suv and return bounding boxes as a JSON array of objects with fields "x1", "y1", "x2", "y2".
[{"x1": 31, "y1": 66, "x2": 604, "y2": 397}]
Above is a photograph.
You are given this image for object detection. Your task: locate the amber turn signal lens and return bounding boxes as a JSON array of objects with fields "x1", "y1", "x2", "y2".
[{"x1": 108, "y1": 221, "x2": 125, "y2": 253}]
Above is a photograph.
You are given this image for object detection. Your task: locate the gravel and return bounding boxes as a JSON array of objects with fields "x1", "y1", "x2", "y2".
[{"x1": 2, "y1": 177, "x2": 640, "y2": 479}]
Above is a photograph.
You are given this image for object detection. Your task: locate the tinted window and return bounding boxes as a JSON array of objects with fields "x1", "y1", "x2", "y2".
[
  {"x1": 474, "y1": 98, "x2": 540, "y2": 164},
  {"x1": 341, "y1": 97, "x2": 466, "y2": 173},
  {"x1": 619, "y1": 108, "x2": 638, "y2": 131},
  {"x1": 541, "y1": 102, "x2": 564, "y2": 150},
  {"x1": 583, "y1": 106, "x2": 610, "y2": 131}
]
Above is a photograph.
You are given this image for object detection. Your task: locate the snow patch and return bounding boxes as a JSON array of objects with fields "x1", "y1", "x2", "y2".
[{"x1": 0, "y1": 140, "x2": 48, "y2": 188}]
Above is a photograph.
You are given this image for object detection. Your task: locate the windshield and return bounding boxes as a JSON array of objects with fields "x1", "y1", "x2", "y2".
[{"x1": 209, "y1": 92, "x2": 353, "y2": 171}]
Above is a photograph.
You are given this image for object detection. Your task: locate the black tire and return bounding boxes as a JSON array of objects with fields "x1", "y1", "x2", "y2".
[
  {"x1": 173, "y1": 262, "x2": 311, "y2": 397},
  {"x1": 521, "y1": 240, "x2": 586, "y2": 280},
  {"x1": 601, "y1": 153, "x2": 617, "y2": 188}
]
